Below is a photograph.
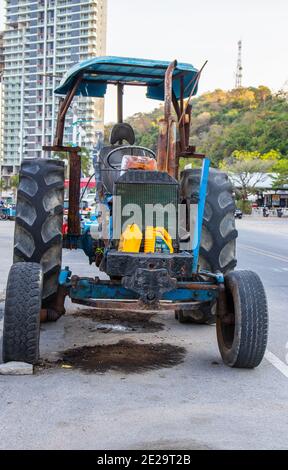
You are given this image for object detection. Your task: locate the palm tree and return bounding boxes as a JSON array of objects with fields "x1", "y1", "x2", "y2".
[
  {"x1": 0, "y1": 178, "x2": 7, "y2": 197},
  {"x1": 9, "y1": 175, "x2": 19, "y2": 200}
]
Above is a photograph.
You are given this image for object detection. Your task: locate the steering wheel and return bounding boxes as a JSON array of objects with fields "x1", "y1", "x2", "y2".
[{"x1": 106, "y1": 145, "x2": 156, "y2": 170}]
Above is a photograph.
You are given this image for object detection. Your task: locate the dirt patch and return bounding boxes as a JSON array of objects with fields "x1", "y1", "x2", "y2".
[
  {"x1": 73, "y1": 308, "x2": 164, "y2": 333},
  {"x1": 41, "y1": 340, "x2": 185, "y2": 374}
]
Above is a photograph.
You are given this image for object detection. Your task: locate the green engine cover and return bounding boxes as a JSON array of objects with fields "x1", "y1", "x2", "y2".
[{"x1": 113, "y1": 170, "x2": 179, "y2": 241}]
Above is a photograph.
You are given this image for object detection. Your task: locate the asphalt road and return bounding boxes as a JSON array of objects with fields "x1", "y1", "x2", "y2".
[{"x1": 0, "y1": 217, "x2": 288, "y2": 450}]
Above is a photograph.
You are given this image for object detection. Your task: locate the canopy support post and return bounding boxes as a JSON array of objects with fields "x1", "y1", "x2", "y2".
[
  {"x1": 54, "y1": 75, "x2": 82, "y2": 146},
  {"x1": 117, "y1": 83, "x2": 124, "y2": 124},
  {"x1": 157, "y1": 60, "x2": 177, "y2": 177}
]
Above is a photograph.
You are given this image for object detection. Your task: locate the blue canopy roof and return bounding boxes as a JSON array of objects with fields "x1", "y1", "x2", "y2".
[{"x1": 54, "y1": 56, "x2": 199, "y2": 101}]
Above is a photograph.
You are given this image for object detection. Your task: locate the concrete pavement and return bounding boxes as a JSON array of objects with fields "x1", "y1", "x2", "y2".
[{"x1": 0, "y1": 218, "x2": 288, "y2": 449}]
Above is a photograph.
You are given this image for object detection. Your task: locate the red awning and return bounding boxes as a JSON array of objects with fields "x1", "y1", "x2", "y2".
[{"x1": 64, "y1": 178, "x2": 95, "y2": 189}]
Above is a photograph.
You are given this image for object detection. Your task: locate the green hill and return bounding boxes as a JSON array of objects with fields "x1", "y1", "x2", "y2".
[{"x1": 105, "y1": 86, "x2": 288, "y2": 168}]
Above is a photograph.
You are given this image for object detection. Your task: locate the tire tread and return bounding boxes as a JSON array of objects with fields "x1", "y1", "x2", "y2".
[
  {"x1": 2, "y1": 263, "x2": 42, "y2": 364},
  {"x1": 14, "y1": 159, "x2": 64, "y2": 301}
]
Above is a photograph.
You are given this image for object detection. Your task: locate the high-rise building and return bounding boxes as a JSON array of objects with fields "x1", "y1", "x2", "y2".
[
  {"x1": 0, "y1": 32, "x2": 4, "y2": 76},
  {"x1": 0, "y1": 31, "x2": 4, "y2": 172},
  {"x1": 1, "y1": 0, "x2": 107, "y2": 181}
]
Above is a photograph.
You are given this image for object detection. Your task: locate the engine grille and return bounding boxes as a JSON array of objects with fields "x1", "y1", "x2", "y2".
[{"x1": 114, "y1": 170, "x2": 179, "y2": 241}]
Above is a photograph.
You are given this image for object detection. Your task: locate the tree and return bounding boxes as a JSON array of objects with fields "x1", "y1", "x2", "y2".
[
  {"x1": 220, "y1": 150, "x2": 276, "y2": 200},
  {"x1": 104, "y1": 86, "x2": 288, "y2": 170},
  {"x1": 9, "y1": 175, "x2": 19, "y2": 199},
  {"x1": 271, "y1": 158, "x2": 288, "y2": 189},
  {"x1": 0, "y1": 178, "x2": 7, "y2": 196},
  {"x1": 54, "y1": 146, "x2": 92, "y2": 178}
]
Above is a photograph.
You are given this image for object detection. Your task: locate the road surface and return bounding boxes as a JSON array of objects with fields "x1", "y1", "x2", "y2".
[{"x1": 0, "y1": 217, "x2": 288, "y2": 450}]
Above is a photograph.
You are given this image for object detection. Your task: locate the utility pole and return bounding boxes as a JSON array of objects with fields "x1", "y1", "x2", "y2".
[{"x1": 235, "y1": 40, "x2": 243, "y2": 89}]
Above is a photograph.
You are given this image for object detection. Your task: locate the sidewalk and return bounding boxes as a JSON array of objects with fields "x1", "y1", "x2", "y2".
[{"x1": 251, "y1": 208, "x2": 288, "y2": 218}]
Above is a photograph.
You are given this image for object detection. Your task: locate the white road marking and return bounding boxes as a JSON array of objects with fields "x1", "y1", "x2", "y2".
[
  {"x1": 265, "y1": 350, "x2": 288, "y2": 378},
  {"x1": 238, "y1": 243, "x2": 288, "y2": 263}
]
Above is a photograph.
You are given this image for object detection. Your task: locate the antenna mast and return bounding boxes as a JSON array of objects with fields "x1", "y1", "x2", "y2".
[{"x1": 235, "y1": 40, "x2": 243, "y2": 88}]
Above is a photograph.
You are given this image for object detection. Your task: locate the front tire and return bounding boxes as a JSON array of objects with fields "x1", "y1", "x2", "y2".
[
  {"x1": 2, "y1": 263, "x2": 43, "y2": 364},
  {"x1": 216, "y1": 270, "x2": 268, "y2": 368},
  {"x1": 0, "y1": 212, "x2": 8, "y2": 221}
]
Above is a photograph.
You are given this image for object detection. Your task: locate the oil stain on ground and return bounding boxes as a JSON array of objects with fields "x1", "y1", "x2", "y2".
[
  {"x1": 42, "y1": 340, "x2": 186, "y2": 374},
  {"x1": 73, "y1": 308, "x2": 164, "y2": 333}
]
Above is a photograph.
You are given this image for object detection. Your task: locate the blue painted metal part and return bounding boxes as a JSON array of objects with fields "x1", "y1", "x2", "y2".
[
  {"x1": 163, "y1": 288, "x2": 217, "y2": 302},
  {"x1": 192, "y1": 157, "x2": 211, "y2": 273},
  {"x1": 68, "y1": 278, "x2": 218, "y2": 304},
  {"x1": 58, "y1": 267, "x2": 71, "y2": 285},
  {"x1": 80, "y1": 229, "x2": 96, "y2": 264},
  {"x1": 199, "y1": 270, "x2": 225, "y2": 284},
  {"x1": 54, "y1": 56, "x2": 199, "y2": 101},
  {"x1": 70, "y1": 279, "x2": 138, "y2": 301}
]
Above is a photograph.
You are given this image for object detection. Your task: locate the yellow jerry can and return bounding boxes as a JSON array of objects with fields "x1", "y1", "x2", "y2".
[
  {"x1": 144, "y1": 226, "x2": 174, "y2": 254},
  {"x1": 118, "y1": 224, "x2": 143, "y2": 253}
]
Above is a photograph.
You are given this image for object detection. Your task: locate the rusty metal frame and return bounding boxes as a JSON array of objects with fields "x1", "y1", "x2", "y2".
[
  {"x1": 157, "y1": 60, "x2": 178, "y2": 176},
  {"x1": 71, "y1": 299, "x2": 209, "y2": 311},
  {"x1": 43, "y1": 75, "x2": 84, "y2": 237},
  {"x1": 54, "y1": 74, "x2": 83, "y2": 146},
  {"x1": 117, "y1": 83, "x2": 124, "y2": 124},
  {"x1": 42, "y1": 59, "x2": 204, "y2": 238},
  {"x1": 171, "y1": 61, "x2": 208, "y2": 178}
]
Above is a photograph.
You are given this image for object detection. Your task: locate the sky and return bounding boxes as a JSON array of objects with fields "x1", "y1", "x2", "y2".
[{"x1": 0, "y1": 0, "x2": 287, "y2": 122}]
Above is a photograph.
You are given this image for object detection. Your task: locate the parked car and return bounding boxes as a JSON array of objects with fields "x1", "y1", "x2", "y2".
[
  {"x1": 85, "y1": 193, "x2": 96, "y2": 205},
  {"x1": 234, "y1": 208, "x2": 243, "y2": 219},
  {"x1": 63, "y1": 199, "x2": 91, "y2": 216},
  {"x1": 0, "y1": 204, "x2": 16, "y2": 220}
]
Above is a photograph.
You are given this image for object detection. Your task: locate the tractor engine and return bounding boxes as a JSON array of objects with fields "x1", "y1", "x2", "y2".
[
  {"x1": 103, "y1": 169, "x2": 193, "y2": 305},
  {"x1": 114, "y1": 170, "x2": 179, "y2": 247}
]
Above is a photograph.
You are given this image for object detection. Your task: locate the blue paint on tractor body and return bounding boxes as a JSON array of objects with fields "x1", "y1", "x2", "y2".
[
  {"x1": 55, "y1": 56, "x2": 199, "y2": 101},
  {"x1": 59, "y1": 267, "x2": 220, "y2": 306},
  {"x1": 192, "y1": 158, "x2": 210, "y2": 272}
]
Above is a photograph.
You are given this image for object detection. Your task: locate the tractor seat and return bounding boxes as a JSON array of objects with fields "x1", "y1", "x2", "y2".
[
  {"x1": 98, "y1": 123, "x2": 136, "y2": 194},
  {"x1": 110, "y1": 123, "x2": 135, "y2": 146}
]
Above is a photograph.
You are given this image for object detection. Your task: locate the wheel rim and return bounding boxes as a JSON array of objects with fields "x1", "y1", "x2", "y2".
[{"x1": 219, "y1": 287, "x2": 235, "y2": 349}]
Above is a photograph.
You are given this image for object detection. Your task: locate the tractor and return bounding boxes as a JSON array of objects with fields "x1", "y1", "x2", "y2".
[{"x1": 2, "y1": 57, "x2": 268, "y2": 368}]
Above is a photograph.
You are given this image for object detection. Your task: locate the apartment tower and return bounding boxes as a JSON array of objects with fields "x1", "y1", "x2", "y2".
[{"x1": 1, "y1": 0, "x2": 107, "y2": 181}]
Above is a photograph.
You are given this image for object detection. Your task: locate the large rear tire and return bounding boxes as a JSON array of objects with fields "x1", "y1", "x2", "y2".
[
  {"x1": 2, "y1": 263, "x2": 42, "y2": 364},
  {"x1": 177, "y1": 168, "x2": 238, "y2": 324},
  {"x1": 13, "y1": 159, "x2": 64, "y2": 305},
  {"x1": 216, "y1": 270, "x2": 268, "y2": 368}
]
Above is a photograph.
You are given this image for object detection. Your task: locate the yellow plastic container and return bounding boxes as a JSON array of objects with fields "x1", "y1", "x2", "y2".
[
  {"x1": 118, "y1": 224, "x2": 143, "y2": 253},
  {"x1": 144, "y1": 226, "x2": 174, "y2": 254}
]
